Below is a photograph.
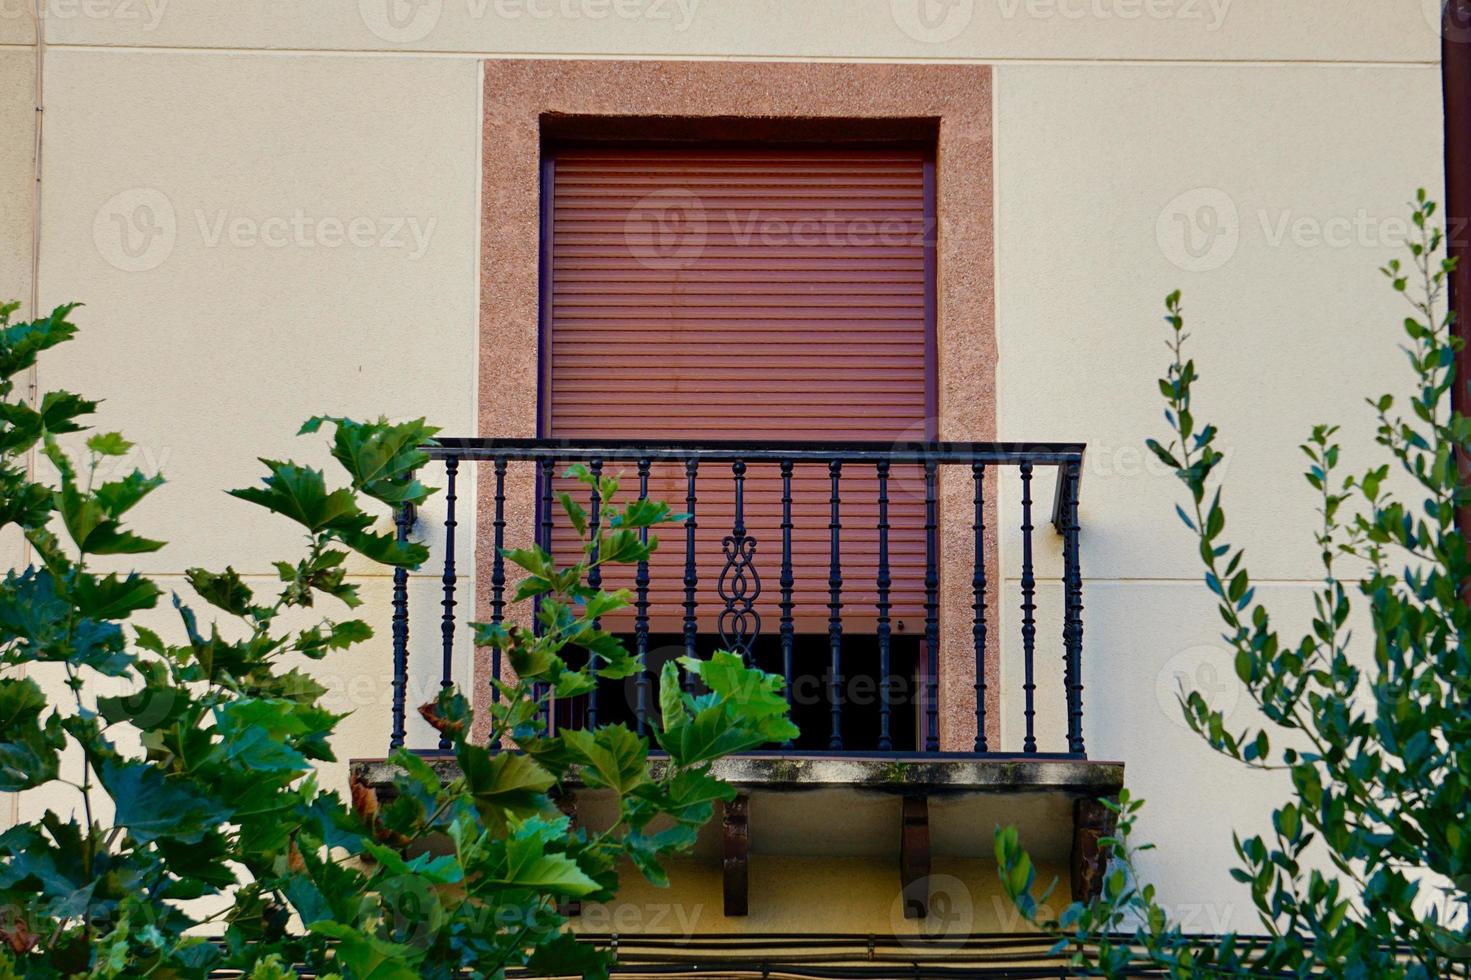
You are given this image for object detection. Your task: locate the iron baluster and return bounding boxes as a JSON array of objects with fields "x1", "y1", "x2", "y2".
[
  {"x1": 634, "y1": 459, "x2": 652, "y2": 736},
  {"x1": 438, "y1": 456, "x2": 459, "y2": 752},
  {"x1": 779, "y1": 460, "x2": 795, "y2": 748},
  {"x1": 972, "y1": 461, "x2": 988, "y2": 753},
  {"x1": 828, "y1": 460, "x2": 844, "y2": 751},
  {"x1": 876, "y1": 460, "x2": 893, "y2": 752},
  {"x1": 718, "y1": 460, "x2": 761, "y2": 661},
  {"x1": 682, "y1": 459, "x2": 699, "y2": 692},
  {"x1": 536, "y1": 456, "x2": 555, "y2": 736},
  {"x1": 389, "y1": 498, "x2": 413, "y2": 752},
  {"x1": 923, "y1": 458, "x2": 940, "y2": 752},
  {"x1": 586, "y1": 458, "x2": 603, "y2": 729},
  {"x1": 1062, "y1": 459, "x2": 1086, "y2": 756},
  {"x1": 1020, "y1": 460, "x2": 1038, "y2": 753},
  {"x1": 490, "y1": 458, "x2": 507, "y2": 715}
]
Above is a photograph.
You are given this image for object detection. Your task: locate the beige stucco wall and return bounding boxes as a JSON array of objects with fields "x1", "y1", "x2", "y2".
[
  {"x1": 0, "y1": 0, "x2": 1448, "y2": 941},
  {"x1": 0, "y1": 33, "x2": 36, "y2": 833},
  {"x1": 993, "y1": 59, "x2": 1445, "y2": 923}
]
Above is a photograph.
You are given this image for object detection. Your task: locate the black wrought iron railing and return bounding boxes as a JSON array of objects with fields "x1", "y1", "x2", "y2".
[{"x1": 387, "y1": 439, "x2": 1086, "y2": 759}]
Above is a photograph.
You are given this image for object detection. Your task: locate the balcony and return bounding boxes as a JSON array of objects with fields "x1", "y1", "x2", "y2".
[{"x1": 350, "y1": 438, "x2": 1124, "y2": 921}]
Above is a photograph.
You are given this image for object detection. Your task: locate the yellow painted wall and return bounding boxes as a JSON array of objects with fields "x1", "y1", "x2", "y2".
[{"x1": 574, "y1": 855, "x2": 1071, "y2": 937}]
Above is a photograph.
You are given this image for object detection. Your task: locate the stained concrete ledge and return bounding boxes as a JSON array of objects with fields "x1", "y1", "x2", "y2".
[
  {"x1": 349, "y1": 752, "x2": 1124, "y2": 799},
  {"x1": 349, "y1": 752, "x2": 1125, "y2": 911}
]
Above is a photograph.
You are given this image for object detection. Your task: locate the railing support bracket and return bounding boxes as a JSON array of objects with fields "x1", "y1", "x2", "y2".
[
  {"x1": 1071, "y1": 795, "x2": 1118, "y2": 902},
  {"x1": 553, "y1": 788, "x2": 582, "y2": 917},
  {"x1": 899, "y1": 795, "x2": 930, "y2": 919},
  {"x1": 723, "y1": 794, "x2": 750, "y2": 917}
]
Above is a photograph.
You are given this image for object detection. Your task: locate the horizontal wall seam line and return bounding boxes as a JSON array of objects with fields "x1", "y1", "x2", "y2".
[{"x1": 35, "y1": 45, "x2": 1440, "y2": 68}]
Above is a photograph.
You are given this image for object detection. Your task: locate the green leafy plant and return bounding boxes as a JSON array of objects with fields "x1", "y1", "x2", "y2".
[
  {"x1": 995, "y1": 192, "x2": 1471, "y2": 976},
  {"x1": 0, "y1": 301, "x2": 796, "y2": 978}
]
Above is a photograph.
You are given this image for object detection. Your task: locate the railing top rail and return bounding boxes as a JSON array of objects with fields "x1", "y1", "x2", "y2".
[{"x1": 426, "y1": 437, "x2": 1086, "y2": 466}]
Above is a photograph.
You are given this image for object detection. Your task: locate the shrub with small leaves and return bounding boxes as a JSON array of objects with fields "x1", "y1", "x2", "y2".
[
  {"x1": 0, "y1": 301, "x2": 797, "y2": 978},
  {"x1": 994, "y1": 193, "x2": 1471, "y2": 977}
]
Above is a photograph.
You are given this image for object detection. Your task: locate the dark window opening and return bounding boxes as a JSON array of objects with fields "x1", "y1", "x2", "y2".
[{"x1": 558, "y1": 632, "x2": 921, "y2": 753}]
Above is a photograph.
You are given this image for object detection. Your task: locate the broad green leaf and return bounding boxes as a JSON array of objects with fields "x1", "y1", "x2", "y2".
[
  {"x1": 361, "y1": 841, "x2": 464, "y2": 884},
  {"x1": 334, "y1": 526, "x2": 427, "y2": 569},
  {"x1": 300, "y1": 415, "x2": 439, "y2": 507},
  {"x1": 525, "y1": 931, "x2": 610, "y2": 980},
  {"x1": 503, "y1": 546, "x2": 554, "y2": 580},
  {"x1": 73, "y1": 571, "x2": 161, "y2": 621},
  {"x1": 493, "y1": 833, "x2": 599, "y2": 897},
  {"x1": 85, "y1": 432, "x2": 132, "y2": 457},
  {"x1": 562, "y1": 724, "x2": 647, "y2": 796},
  {"x1": 0, "y1": 302, "x2": 80, "y2": 381},
  {"x1": 52, "y1": 465, "x2": 165, "y2": 555},
  {"x1": 37, "y1": 390, "x2": 95, "y2": 433},
  {"x1": 296, "y1": 618, "x2": 373, "y2": 659},
  {"x1": 309, "y1": 922, "x2": 425, "y2": 980},
  {"x1": 460, "y1": 744, "x2": 555, "y2": 826},
  {"x1": 558, "y1": 491, "x2": 588, "y2": 538},
  {"x1": 99, "y1": 759, "x2": 229, "y2": 844},
  {"x1": 93, "y1": 469, "x2": 165, "y2": 520},
  {"x1": 186, "y1": 566, "x2": 254, "y2": 616},
  {"x1": 0, "y1": 677, "x2": 65, "y2": 791},
  {"x1": 655, "y1": 703, "x2": 770, "y2": 767},
  {"x1": 229, "y1": 459, "x2": 365, "y2": 533},
  {"x1": 658, "y1": 660, "x2": 687, "y2": 732}
]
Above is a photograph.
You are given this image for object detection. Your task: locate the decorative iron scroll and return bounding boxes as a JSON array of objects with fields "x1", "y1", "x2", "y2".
[
  {"x1": 717, "y1": 533, "x2": 762, "y2": 658},
  {"x1": 718, "y1": 460, "x2": 762, "y2": 659}
]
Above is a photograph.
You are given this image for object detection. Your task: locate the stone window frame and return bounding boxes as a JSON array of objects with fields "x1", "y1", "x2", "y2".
[{"x1": 475, "y1": 59, "x2": 997, "y2": 751}]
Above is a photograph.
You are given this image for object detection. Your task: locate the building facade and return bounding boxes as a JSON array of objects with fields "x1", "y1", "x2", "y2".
[{"x1": 0, "y1": 0, "x2": 1453, "y2": 968}]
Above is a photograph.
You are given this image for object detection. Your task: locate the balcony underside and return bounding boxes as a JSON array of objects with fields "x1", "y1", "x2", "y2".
[{"x1": 350, "y1": 753, "x2": 1124, "y2": 921}]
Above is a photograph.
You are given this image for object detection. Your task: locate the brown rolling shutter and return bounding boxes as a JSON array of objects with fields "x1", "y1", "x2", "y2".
[{"x1": 546, "y1": 147, "x2": 933, "y2": 634}]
